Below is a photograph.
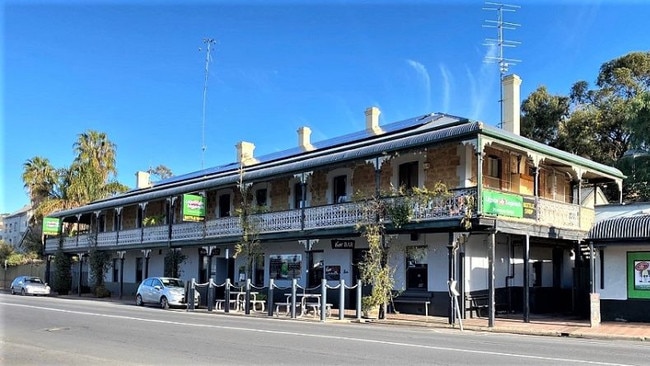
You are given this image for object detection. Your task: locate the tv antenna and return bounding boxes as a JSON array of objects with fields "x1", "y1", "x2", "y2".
[
  {"x1": 483, "y1": 2, "x2": 521, "y2": 128},
  {"x1": 200, "y1": 38, "x2": 216, "y2": 169}
]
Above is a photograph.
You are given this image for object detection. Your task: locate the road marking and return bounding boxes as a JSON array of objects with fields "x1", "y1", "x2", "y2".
[{"x1": 0, "y1": 302, "x2": 633, "y2": 366}]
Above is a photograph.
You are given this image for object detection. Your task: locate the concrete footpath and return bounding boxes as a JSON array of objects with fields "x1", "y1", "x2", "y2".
[{"x1": 47, "y1": 293, "x2": 649, "y2": 342}]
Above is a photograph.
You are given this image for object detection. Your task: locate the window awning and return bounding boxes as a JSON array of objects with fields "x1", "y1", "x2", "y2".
[{"x1": 588, "y1": 215, "x2": 650, "y2": 241}]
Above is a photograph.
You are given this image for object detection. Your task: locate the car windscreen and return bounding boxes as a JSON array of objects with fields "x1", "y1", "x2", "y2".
[
  {"x1": 27, "y1": 278, "x2": 43, "y2": 283},
  {"x1": 161, "y1": 278, "x2": 184, "y2": 288}
]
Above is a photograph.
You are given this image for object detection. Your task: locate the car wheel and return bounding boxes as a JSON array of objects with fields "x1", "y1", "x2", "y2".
[
  {"x1": 10, "y1": 288, "x2": 15, "y2": 295},
  {"x1": 21, "y1": 288, "x2": 26, "y2": 296},
  {"x1": 136, "y1": 294, "x2": 144, "y2": 306},
  {"x1": 160, "y1": 296, "x2": 169, "y2": 310}
]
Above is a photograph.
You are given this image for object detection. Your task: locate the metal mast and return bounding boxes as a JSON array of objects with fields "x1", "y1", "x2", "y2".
[
  {"x1": 201, "y1": 38, "x2": 216, "y2": 169},
  {"x1": 483, "y1": 2, "x2": 520, "y2": 128}
]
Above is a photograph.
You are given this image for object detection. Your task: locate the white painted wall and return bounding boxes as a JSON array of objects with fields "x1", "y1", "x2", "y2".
[
  {"x1": 599, "y1": 245, "x2": 650, "y2": 300},
  {"x1": 462, "y1": 234, "x2": 572, "y2": 292}
]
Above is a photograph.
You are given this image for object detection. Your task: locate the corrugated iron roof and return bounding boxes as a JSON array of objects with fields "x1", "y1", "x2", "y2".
[
  {"x1": 150, "y1": 112, "x2": 453, "y2": 188},
  {"x1": 588, "y1": 214, "x2": 650, "y2": 240}
]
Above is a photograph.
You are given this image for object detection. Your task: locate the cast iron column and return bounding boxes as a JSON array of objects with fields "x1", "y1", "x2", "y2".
[{"x1": 523, "y1": 234, "x2": 530, "y2": 323}]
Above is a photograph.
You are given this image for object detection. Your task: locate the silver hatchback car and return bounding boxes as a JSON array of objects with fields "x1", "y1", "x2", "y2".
[
  {"x1": 135, "y1": 277, "x2": 199, "y2": 309},
  {"x1": 10, "y1": 276, "x2": 51, "y2": 296}
]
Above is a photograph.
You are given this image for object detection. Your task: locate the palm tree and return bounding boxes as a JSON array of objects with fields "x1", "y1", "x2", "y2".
[
  {"x1": 23, "y1": 131, "x2": 128, "y2": 222},
  {"x1": 22, "y1": 157, "x2": 57, "y2": 208},
  {"x1": 73, "y1": 130, "x2": 117, "y2": 184}
]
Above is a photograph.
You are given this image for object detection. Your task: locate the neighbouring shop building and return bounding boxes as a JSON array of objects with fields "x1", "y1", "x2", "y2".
[{"x1": 587, "y1": 203, "x2": 650, "y2": 322}]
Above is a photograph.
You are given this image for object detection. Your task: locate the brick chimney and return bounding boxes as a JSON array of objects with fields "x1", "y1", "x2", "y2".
[
  {"x1": 236, "y1": 141, "x2": 258, "y2": 166},
  {"x1": 135, "y1": 171, "x2": 151, "y2": 189},
  {"x1": 365, "y1": 106, "x2": 383, "y2": 135},
  {"x1": 502, "y1": 74, "x2": 522, "y2": 135},
  {"x1": 297, "y1": 126, "x2": 315, "y2": 152}
]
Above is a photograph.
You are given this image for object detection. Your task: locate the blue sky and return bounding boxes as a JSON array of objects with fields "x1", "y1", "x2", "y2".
[{"x1": 2, "y1": 0, "x2": 649, "y2": 214}]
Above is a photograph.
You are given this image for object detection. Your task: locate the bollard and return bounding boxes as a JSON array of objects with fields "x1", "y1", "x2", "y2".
[
  {"x1": 339, "y1": 279, "x2": 345, "y2": 320},
  {"x1": 290, "y1": 279, "x2": 297, "y2": 319},
  {"x1": 188, "y1": 278, "x2": 196, "y2": 312},
  {"x1": 356, "y1": 279, "x2": 362, "y2": 320},
  {"x1": 245, "y1": 279, "x2": 251, "y2": 315},
  {"x1": 321, "y1": 278, "x2": 327, "y2": 322},
  {"x1": 207, "y1": 278, "x2": 214, "y2": 312},
  {"x1": 225, "y1": 278, "x2": 231, "y2": 313},
  {"x1": 267, "y1": 279, "x2": 274, "y2": 317}
]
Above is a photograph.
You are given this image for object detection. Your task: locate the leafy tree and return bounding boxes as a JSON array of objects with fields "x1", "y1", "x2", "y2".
[
  {"x1": 520, "y1": 86, "x2": 569, "y2": 146},
  {"x1": 521, "y1": 51, "x2": 650, "y2": 202},
  {"x1": 88, "y1": 247, "x2": 112, "y2": 297},
  {"x1": 22, "y1": 157, "x2": 58, "y2": 209},
  {"x1": 52, "y1": 248, "x2": 72, "y2": 295},
  {"x1": 233, "y1": 166, "x2": 262, "y2": 283},
  {"x1": 147, "y1": 165, "x2": 173, "y2": 181},
  {"x1": 73, "y1": 130, "x2": 117, "y2": 184},
  {"x1": 164, "y1": 249, "x2": 187, "y2": 278},
  {"x1": 22, "y1": 130, "x2": 129, "y2": 236}
]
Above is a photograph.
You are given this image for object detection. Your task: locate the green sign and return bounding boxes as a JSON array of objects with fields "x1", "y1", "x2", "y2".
[
  {"x1": 182, "y1": 194, "x2": 205, "y2": 222},
  {"x1": 42, "y1": 217, "x2": 61, "y2": 235},
  {"x1": 482, "y1": 190, "x2": 524, "y2": 218},
  {"x1": 628, "y1": 252, "x2": 650, "y2": 299}
]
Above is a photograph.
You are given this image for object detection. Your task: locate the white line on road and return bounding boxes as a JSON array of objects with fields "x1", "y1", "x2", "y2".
[{"x1": 1, "y1": 302, "x2": 633, "y2": 366}]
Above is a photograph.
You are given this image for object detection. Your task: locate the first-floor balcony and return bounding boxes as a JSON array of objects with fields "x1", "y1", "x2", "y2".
[{"x1": 45, "y1": 186, "x2": 591, "y2": 252}]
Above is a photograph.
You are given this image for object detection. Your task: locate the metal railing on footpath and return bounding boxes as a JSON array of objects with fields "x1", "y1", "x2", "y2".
[{"x1": 186, "y1": 277, "x2": 363, "y2": 322}]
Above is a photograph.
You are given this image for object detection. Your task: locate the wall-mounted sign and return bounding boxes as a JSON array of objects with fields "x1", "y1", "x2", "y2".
[
  {"x1": 523, "y1": 196, "x2": 536, "y2": 219},
  {"x1": 182, "y1": 194, "x2": 205, "y2": 222},
  {"x1": 628, "y1": 252, "x2": 650, "y2": 299},
  {"x1": 332, "y1": 239, "x2": 355, "y2": 249},
  {"x1": 42, "y1": 217, "x2": 61, "y2": 235},
  {"x1": 482, "y1": 190, "x2": 523, "y2": 218},
  {"x1": 325, "y1": 265, "x2": 341, "y2": 281}
]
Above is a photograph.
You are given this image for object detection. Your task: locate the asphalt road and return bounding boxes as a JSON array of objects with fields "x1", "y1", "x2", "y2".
[{"x1": 1, "y1": 293, "x2": 648, "y2": 366}]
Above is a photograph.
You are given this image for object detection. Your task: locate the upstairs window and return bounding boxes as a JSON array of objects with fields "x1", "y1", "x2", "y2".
[
  {"x1": 293, "y1": 182, "x2": 304, "y2": 209},
  {"x1": 136, "y1": 206, "x2": 143, "y2": 229},
  {"x1": 398, "y1": 161, "x2": 419, "y2": 192},
  {"x1": 114, "y1": 210, "x2": 122, "y2": 231},
  {"x1": 98, "y1": 214, "x2": 106, "y2": 233},
  {"x1": 485, "y1": 155, "x2": 502, "y2": 189},
  {"x1": 487, "y1": 156, "x2": 501, "y2": 178},
  {"x1": 255, "y1": 188, "x2": 268, "y2": 207},
  {"x1": 333, "y1": 175, "x2": 347, "y2": 203},
  {"x1": 218, "y1": 194, "x2": 231, "y2": 217}
]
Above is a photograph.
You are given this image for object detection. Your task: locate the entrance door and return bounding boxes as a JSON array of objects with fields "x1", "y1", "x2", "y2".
[{"x1": 307, "y1": 251, "x2": 324, "y2": 288}]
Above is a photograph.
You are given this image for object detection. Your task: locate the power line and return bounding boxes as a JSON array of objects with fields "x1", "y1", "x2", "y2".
[
  {"x1": 200, "y1": 38, "x2": 216, "y2": 169},
  {"x1": 483, "y1": 2, "x2": 521, "y2": 128}
]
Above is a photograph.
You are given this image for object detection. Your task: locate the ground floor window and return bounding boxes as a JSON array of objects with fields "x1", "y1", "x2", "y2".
[
  {"x1": 405, "y1": 246, "x2": 428, "y2": 290},
  {"x1": 269, "y1": 254, "x2": 302, "y2": 281}
]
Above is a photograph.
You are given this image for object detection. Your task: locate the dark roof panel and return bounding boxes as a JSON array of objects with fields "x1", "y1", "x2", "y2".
[{"x1": 588, "y1": 215, "x2": 650, "y2": 240}]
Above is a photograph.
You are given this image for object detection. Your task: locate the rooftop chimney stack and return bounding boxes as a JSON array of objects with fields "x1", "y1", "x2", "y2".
[
  {"x1": 135, "y1": 171, "x2": 151, "y2": 189},
  {"x1": 365, "y1": 106, "x2": 383, "y2": 135},
  {"x1": 236, "y1": 141, "x2": 258, "y2": 166},
  {"x1": 502, "y1": 74, "x2": 522, "y2": 135},
  {"x1": 297, "y1": 126, "x2": 315, "y2": 152}
]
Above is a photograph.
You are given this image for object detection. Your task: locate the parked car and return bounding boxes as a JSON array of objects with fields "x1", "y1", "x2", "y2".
[
  {"x1": 135, "y1": 277, "x2": 199, "y2": 309},
  {"x1": 10, "y1": 276, "x2": 51, "y2": 296}
]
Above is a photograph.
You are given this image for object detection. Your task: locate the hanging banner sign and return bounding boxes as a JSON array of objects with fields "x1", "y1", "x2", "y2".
[
  {"x1": 331, "y1": 239, "x2": 355, "y2": 249},
  {"x1": 42, "y1": 217, "x2": 61, "y2": 235},
  {"x1": 182, "y1": 194, "x2": 206, "y2": 222}
]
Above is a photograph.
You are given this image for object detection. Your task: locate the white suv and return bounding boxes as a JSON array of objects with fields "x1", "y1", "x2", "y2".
[{"x1": 135, "y1": 277, "x2": 199, "y2": 309}]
